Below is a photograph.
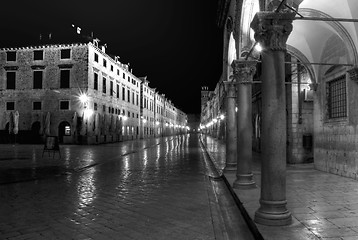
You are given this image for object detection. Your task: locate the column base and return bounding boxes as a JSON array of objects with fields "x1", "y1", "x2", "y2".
[
  {"x1": 223, "y1": 163, "x2": 237, "y2": 173},
  {"x1": 254, "y1": 199, "x2": 292, "y2": 226},
  {"x1": 233, "y1": 173, "x2": 256, "y2": 189}
]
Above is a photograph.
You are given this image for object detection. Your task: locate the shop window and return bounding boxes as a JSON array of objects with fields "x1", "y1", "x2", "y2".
[{"x1": 65, "y1": 126, "x2": 71, "y2": 136}]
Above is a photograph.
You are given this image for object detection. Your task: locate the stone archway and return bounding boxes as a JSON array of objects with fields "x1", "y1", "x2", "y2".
[
  {"x1": 58, "y1": 121, "x2": 71, "y2": 144},
  {"x1": 31, "y1": 121, "x2": 42, "y2": 144}
]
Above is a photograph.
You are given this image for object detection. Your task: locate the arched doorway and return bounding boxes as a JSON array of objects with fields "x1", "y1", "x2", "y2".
[
  {"x1": 58, "y1": 121, "x2": 71, "y2": 144},
  {"x1": 31, "y1": 121, "x2": 42, "y2": 144}
]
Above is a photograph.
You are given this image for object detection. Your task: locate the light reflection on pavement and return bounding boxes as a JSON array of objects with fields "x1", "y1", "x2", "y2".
[{"x1": 0, "y1": 134, "x2": 216, "y2": 240}]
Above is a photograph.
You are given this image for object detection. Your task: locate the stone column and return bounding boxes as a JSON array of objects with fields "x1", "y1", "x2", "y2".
[
  {"x1": 232, "y1": 60, "x2": 257, "y2": 189},
  {"x1": 250, "y1": 11, "x2": 295, "y2": 226},
  {"x1": 223, "y1": 81, "x2": 237, "y2": 173}
]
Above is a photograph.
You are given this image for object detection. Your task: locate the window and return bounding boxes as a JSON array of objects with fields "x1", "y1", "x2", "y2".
[
  {"x1": 136, "y1": 94, "x2": 139, "y2": 106},
  {"x1": 110, "y1": 81, "x2": 113, "y2": 96},
  {"x1": 103, "y1": 105, "x2": 106, "y2": 112},
  {"x1": 108, "y1": 106, "x2": 111, "y2": 113},
  {"x1": 327, "y1": 75, "x2": 347, "y2": 119},
  {"x1": 6, "y1": 51, "x2": 16, "y2": 62},
  {"x1": 60, "y1": 69, "x2": 70, "y2": 88},
  {"x1": 122, "y1": 87, "x2": 125, "y2": 101},
  {"x1": 94, "y1": 102, "x2": 98, "y2": 111},
  {"x1": 33, "y1": 101, "x2": 42, "y2": 110},
  {"x1": 102, "y1": 77, "x2": 106, "y2": 94},
  {"x1": 123, "y1": 73, "x2": 125, "y2": 79},
  {"x1": 6, "y1": 72, "x2": 16, "y2": 89},
  {"x1": 110, "y1": 65, "x2": 113, "y2": 72},
  {"x1": 6, "y1": 102, "x2": 15, "y2": 111},
  {"x1": 94, "y1": 53, "x2": 99, "y2": 62},
  {"x1": 33, "y1": 50, "x2": 44, "y2": 61},
  {"x1": 103, "y1": 59, "x2": 107, "y2": 67},
  {"x1": 127, "y1": 89, "x2": 130, "y2": 102},
  {"x1": 33, "y1": 71, "x2": 43, "y2": 89},
  {"x1": 60, "y1": 49, "x2": 71, "y2": 59},
  {"x1": 117, "y1": 84, "x2": 119, "y2": 98},
  {"x1": 60, "y1": 100, "x2": 70, "y2": 110},
  {"x1": 132, "y1": 92, "x2": 135, "y2": 104},
  {"x1": 94, "y1": 72, "x2": 98, "y2": 90},
  {"x1": 117, "y1": 69, "x2": 120, "y2": 75},
  {"x1": 128, "y1": 76, "x2": 130, "y2": 82},
  {"x1": 128, "y1": 111, "x2": 130, "y2": 117}
]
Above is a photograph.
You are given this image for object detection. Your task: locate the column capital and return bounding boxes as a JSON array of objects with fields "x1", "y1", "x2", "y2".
[
  {"x1": 250, "y1": 11, "x2": 296, "y2": 51},
  {"x1": 231, "y1": 60, "x2": 257, "y2": 84}
]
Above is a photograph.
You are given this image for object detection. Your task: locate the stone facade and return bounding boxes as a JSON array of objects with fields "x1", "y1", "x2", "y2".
[{"x1": 0, "y1": 41, "x2": 188, "y2": 144}]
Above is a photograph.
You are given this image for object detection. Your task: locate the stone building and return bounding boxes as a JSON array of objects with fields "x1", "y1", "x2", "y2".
[
  {"x1": 0, "y1": 39, "x2": 188, "y2": 144},
  {"x1": 201, "y1": 0, "x2": 358, "y2": 226}
]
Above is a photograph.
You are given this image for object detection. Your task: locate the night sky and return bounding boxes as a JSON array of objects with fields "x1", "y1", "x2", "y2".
[{"x1": 0, "y1": 0, "x2": 223, "y2": 114}]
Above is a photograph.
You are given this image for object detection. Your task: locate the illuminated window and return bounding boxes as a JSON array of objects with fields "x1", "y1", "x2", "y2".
[{"x1": 65, "y1": 126, "x2": 71, "y2": 136}]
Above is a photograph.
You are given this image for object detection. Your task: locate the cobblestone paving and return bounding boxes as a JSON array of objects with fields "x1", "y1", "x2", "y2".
[{"x1": 0, "y1": 135, "x2": 216, "y2": 240}]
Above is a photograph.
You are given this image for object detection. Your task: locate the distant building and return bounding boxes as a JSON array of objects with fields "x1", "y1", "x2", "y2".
[{"x1": 0, "y1": 40, "x2": 188, "y2": 144}]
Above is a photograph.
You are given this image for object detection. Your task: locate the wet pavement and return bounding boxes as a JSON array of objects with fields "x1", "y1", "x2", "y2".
[
  {"x1": 201, "y1": 134, "x2": 358, "y2": 240},
  {"x1": 0, "y1": 134, "x2": 255, "y2": 240}
]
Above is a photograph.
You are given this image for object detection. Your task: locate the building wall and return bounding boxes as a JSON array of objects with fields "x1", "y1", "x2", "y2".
[
  {"x1": 0, "y1": 41, "x2": 188, "y2": 144},
  {"x1": 0, "y1": 43, "x2": 89, "y2": 143},
  {"x1": 313, "y1": 34, "x2": 358, "y2": 179},
  {"x1": 286, "y1": 60, "x2": 314, "y2": 164}
]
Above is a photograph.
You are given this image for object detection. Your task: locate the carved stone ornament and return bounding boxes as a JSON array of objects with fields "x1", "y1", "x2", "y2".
[
  {"x1": 231, "y1": 60, "x2": 257, "y2": 84},
  {"x1": 250, "y1": 12, "x2": 296, "y2": 51},
  {"x1": 348, "y1": 67, "x2": 358, "y2": 83}
]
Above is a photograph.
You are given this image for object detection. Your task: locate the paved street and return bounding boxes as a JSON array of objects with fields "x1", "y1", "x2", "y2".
[
  {"x1": 0, "y1": 135, "x2": 219, "y2": 240},
  {"x1": 0, "y1": 134, "x2": 255, "y2": 240},
  {"x1": 202, "y1": 135, "x2": 358, "y2": 240}
]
